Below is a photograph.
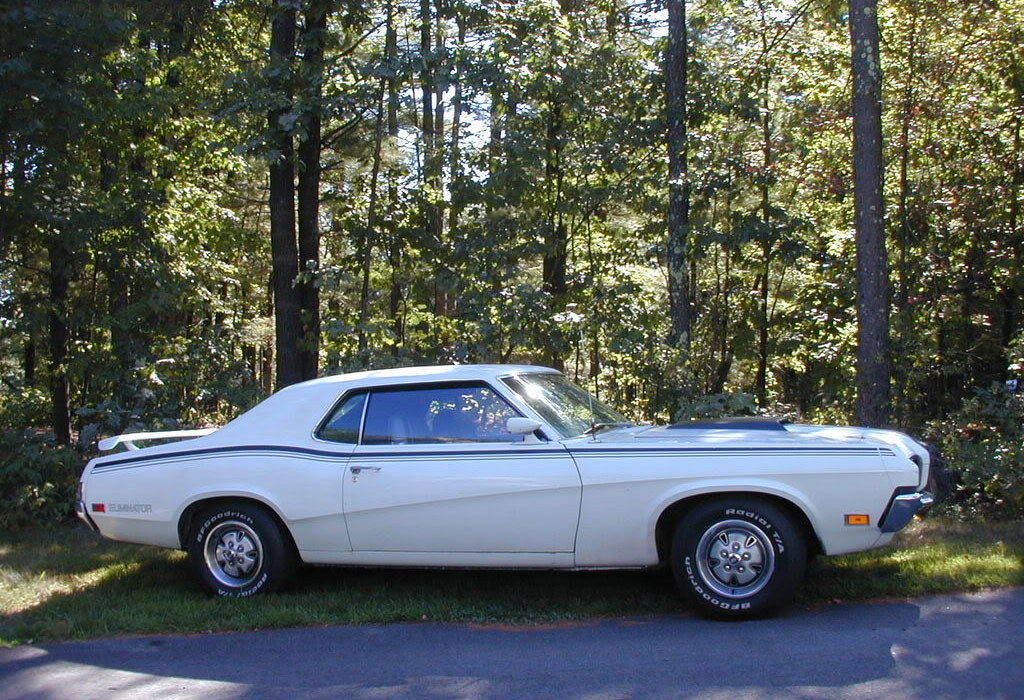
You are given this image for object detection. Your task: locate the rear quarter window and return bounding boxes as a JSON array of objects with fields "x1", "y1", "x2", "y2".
[{"x1": 317, "y1": 391, "x2": 367, "y2": 443}]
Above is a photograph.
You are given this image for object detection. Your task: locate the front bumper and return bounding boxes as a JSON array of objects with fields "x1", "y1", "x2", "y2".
[{"x1": 879, "y1": 490, "x2": 935, "y2": 533}]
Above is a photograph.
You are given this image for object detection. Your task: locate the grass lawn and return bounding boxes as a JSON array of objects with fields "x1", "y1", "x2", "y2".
[{"x1": 1, "y1": 516, "x2": 1022, "y2": 645}]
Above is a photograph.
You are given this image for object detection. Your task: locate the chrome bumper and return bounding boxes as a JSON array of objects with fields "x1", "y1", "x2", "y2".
[
  {"x1": 880, "y1": 490, "x2": 935, "y2": 533},
  {"x1": 76, "y1": 500, "x2": 98, "y2": 532}
]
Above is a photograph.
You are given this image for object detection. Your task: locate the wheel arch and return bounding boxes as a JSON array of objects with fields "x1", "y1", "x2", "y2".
[
  {"x1": 177, "y1": 495, "x2": 299, "y2": 558},
  {"x1": 654, "y1": 491, "x2": 823, "y2": 565}
]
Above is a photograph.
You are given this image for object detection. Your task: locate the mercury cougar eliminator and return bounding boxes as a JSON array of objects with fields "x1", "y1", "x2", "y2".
[{"x1": 76, "y1": 364, "x2": 933, "y2": 617}]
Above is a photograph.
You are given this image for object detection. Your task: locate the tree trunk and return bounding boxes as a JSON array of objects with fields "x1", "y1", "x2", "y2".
[
  {"x1": 359, "y1": 79, "x2": 387, "y2": 366},
  {"x1": 755, "y1": 87, "x2": 772, "y2": 408},
  {"x1": 24, "y1": 337, "x2": 36, "y2": 387},
  {"x1": 543, "y1": 98, "x2": 567, "y2": 372},
  {"x1": 420, "y1": 0, "x2": 444, "y2": 321},
  {"x1": 1005, "y1": 106, "x2": 1022, "y2": 356},
  {"x1": 666, "y1": 0, "x2": 691, "y2": 354},
  {"x1": 48, "y1": 239, "x2": 72, "y2": 444},
  {"x1": 487, "y1": 85, "x2": 505, "y2": 194},
  {"x1": 11, "y1": 157, "x2": 37, "y2": 387},
  {"x1": 100, "y1": 133, "x2": 146, "y2": 420},
  {"x1": 386, "y1": 0, "x2": 403, "y2": 357},
  {"x1": 893, "y1": 12, "x2": 917, "y2": 426},
  {"x1": 268, "y1": 0, "x2": 303, "y2": 390},
  {"x1": 752, "y1": 14, "x2": 775, "y2": 409},
  {"x1": 263, "y1": 275, "x2": 275, "y2": 395},
  {"x1": 1001, "y1": 42, "x2": 1023, "y2": 372},
  {"x1": 449, "y1": 13, "x2": 466, "y2": 238},
  {"x1": 433, "y1": 1, "x2": 449, "y2": 320},
  {"x1": 296, "y1": 0, "x2": 330, "y2": 381},
  {"x1": 849, "y1": 0, "x2": 890, "y2": 427}
]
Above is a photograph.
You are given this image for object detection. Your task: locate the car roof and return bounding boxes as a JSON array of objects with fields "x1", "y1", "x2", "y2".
[
  {"x1": 296, "y1": 364, "x2": 561, "y2": 390},
  {"x1": 191, "y1": 365, "x2": 562, "y2": 448}
]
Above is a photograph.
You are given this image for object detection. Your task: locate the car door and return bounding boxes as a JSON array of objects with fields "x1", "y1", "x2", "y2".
[{"x1": 342, "y1": 382, "x2": 582, "y2": 554}]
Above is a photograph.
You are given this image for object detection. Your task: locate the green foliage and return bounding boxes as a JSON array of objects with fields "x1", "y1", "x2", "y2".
[
  {"x1": 0, "y1": 387, "x2": 51, "y2": 430},
  {"x1": 676, "y1": 392, "x2": 759, "y2": 421},
  {"x1": 926, "y1": 385, "x2": 1024, "y2": 517},
  {"x1": 2, "y1": 0, "x2": 1024, "y2": 525},
  {"x1": 0, "y1": 432, "x2": 80, "y2": 529},
  {"x1": 0, "y1": 389, "x2": 81, "y2": 528}
]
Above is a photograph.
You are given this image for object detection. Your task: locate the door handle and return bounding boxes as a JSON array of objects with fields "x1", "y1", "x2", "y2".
[{"x1": 349, "y1": 466, "x2": 381, "y2": 475}]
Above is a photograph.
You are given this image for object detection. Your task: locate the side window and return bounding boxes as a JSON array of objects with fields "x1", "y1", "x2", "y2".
[
  {"x1": 362, "y1": 384, "x2": 524, "y2": 445},
  {"x1": 317, "y1": 391, "x2": 367, "y2": 443}
]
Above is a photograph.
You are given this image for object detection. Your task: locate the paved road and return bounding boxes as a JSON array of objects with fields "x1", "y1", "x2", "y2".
[{"x1": 2, "y1": 589, "x2": 1023, "y2": 700}]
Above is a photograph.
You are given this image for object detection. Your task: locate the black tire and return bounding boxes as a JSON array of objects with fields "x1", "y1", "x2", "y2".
[
  {"x1": 188, "y1": 501, "x2": 296, "y2": 597},
  {"x1": 670, "y1": 497, "x2": 807, "y2": 619}
]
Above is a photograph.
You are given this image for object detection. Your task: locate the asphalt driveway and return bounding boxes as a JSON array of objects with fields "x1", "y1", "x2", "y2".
[{"x1": 2, "y1": 588, "x2": 1022, "y2": 700}]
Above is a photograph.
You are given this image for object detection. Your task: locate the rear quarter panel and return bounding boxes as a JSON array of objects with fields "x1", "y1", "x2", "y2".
[{"x1": 83, "y1": 445, "x2": 353, "y2": 555}]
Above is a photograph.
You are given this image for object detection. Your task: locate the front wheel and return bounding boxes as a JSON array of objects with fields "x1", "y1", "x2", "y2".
[
  {"x1": 188, "y1": 502, "x2": 296, "y2": 597},
  {"x1": 671, "y1": 498, "x2": 807, "y2": 619}
]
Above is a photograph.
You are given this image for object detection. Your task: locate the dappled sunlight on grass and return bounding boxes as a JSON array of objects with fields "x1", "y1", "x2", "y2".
[
  {"x1": 1, "y1": 526, "x2": 190, "y2": 624},
  {"x1": 0, "y1": 556, "x2": 181, "y2": 616},
  {"x1": 851, "y1": 543, "x2": 1020, "y2": 577},
  {"x1": 931, "y1": 551, "x2": 1020, "y2": 580},
  {"x1": 801, "y1": 518, "x2": 1024, "y2": 603}
]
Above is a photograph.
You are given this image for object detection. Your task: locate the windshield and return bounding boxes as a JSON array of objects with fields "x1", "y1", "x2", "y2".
[{"x1": 501, "y1": 372, "x2": 630, "y2": 439}]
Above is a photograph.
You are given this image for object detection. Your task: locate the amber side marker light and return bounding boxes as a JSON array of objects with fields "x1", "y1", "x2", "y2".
[{"x1": 845, "y1": 514, "x2": 870, "y2": 526}]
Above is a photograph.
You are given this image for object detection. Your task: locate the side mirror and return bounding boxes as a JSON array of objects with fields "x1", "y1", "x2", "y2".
[{"x1": 506, "y1": 417, "x2": 544, "y2": 444}]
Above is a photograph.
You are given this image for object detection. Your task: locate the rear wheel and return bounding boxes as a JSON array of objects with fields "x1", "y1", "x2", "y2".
[
  {"x1": 188, "y1": 502, "x2": 295, "y2": 597},
  {"x1": 671, "y1": 497, "x2": 806, "y2": 619}
]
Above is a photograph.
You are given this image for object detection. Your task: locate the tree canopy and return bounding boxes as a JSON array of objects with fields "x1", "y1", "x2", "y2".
[{"x1": 2, "y1": 0, "x2": 1023, "y2": 469}]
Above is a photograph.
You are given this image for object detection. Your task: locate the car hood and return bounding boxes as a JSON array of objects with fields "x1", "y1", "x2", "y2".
[{"x1": 573, "y1": 422, "x2": 929, "y2": 462}]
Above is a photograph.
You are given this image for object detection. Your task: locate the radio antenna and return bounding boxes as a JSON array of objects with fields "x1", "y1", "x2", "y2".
[{"x1": 588, "y1": 378, "x2": 597, "y2": 440}]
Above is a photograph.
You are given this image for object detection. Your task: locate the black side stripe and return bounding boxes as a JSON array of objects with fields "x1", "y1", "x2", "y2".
[
  {"x1": 90, "y1": 443, "x2": 894, "y2": 473},
  {"x1": 90, "y1": 445, "x2": 570, "y2": 472},
  {"x1": 577, "y1": 447, "x2": 896, "y2": 457}
]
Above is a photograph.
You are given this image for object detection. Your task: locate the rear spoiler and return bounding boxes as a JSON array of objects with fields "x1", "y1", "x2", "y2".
[{"x1": 97, "y1": 429, "x2": 216, "y2": 452}]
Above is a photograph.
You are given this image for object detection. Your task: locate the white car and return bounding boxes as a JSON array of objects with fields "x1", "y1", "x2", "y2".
[{"x1": 76, "y1": 364, "x2": 933, "y2": 617}]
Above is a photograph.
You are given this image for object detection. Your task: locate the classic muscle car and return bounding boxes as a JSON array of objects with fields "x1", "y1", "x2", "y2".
[{"x1": 76, "y1": 364, "x2": 933, "y2": 617}]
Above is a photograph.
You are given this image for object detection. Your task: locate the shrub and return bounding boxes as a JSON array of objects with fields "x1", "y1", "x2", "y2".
[
  {"x1": 926, "y1": 384, "x2": 1024, "y2": 518},
  {"x1": 0, "y1": 431, "x2": 81, "y2": 529}
]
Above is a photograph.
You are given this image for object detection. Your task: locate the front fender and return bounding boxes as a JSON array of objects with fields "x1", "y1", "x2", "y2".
[{"x1": 645, "y1": 478, "x2": 825, "y2": 552}]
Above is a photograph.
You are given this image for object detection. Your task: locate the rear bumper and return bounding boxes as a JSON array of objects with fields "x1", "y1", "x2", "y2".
[
  {"x1": 879, "y1": 490, "x2": 935, "y2": 533},
  {"x1": 75, "y1": 500, "x2": 99, "y2": 532}
]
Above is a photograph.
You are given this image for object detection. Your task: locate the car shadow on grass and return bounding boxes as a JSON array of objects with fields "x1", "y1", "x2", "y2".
[
  {"x1": 0, "y1": 523, "x2": 172, "y2": 578},
  {"x1": 2, "y1": 539, "x2": 687, "y2": 645},
  {"x1": 5, "y1": 519, "x2": 1023, "y2": 645}
]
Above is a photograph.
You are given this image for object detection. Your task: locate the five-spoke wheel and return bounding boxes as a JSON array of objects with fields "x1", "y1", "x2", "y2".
[
  {"x1": 695, "y1": 519, "x2": 775, "y2": 599},
  {"x1": 188, "y1": 502, "x2": 296, "y2": 597},
  {"x1": 671, "y1": 498, "x2": 806, "y2": 619},
  {"x1": 203, "y1": 519, "x2": 264, "y2": 588}
]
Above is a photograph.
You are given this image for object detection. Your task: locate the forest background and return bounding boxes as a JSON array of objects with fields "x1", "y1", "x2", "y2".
[{"x1": 2, "y1": 0, "x2": 1023, "y2": 528}]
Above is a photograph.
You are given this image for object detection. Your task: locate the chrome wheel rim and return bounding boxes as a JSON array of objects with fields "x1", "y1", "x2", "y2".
[
  {"x1": 203, "y1": 520, "x2": 263, "y2": 588},
  {"x1": 695, "y1": 519, "x2": 775, "y2": 599}
]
